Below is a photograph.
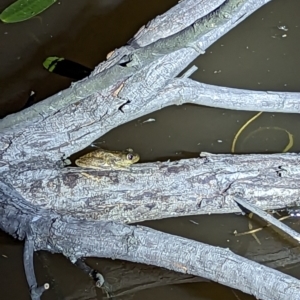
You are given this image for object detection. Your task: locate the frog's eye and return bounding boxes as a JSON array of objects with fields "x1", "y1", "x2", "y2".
[{"x1": 127, "y1": 153, "x2": 134, "y2": 160}]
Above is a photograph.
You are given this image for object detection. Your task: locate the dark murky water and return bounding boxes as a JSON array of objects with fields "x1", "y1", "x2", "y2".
[{"x1": 1, "y1": 0, "x2": 300, "y2": 299}]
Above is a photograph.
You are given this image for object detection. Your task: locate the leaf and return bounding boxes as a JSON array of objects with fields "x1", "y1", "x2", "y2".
[
  {"x1": 43, "y1": 56, "x2": 64, "y2": 72},
  {"x1": 0, "y1": 0, "x2": 57, "y2": 23},
  {"x1": 43, "y1": 56, "x2": 93, "y2": 80}
]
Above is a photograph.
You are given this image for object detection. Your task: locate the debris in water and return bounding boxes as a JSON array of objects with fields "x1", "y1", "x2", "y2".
[
  {"x1": 189, "y1": 220, "x2": 199, "y2": 225},
  {"x1": 142, "y1": 118, "x2": 156, "y2": 123},
  {"x1": 91, "y1": 141, "x2": 105, "y2": 147},
  {"x1": 278, "y1": 25, "x2": 288, "y2": 31}
]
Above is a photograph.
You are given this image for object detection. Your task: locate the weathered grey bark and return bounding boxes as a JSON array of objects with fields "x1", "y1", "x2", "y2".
[
  {"x1": 41, "y1": 245, "x2": 300, "y2": 297},
  {"x1": 18, "y1": 217, "x2": 300, "y2": 300},
  {"x1": 5, "y1": 152, "x2": 300, "y2": 223},
  {"x1": 1, "y1": 0, "x2": 300, "y2": 299},
  {"x1": 0, "y1": 0, "x2": 275, "y2": 133}
]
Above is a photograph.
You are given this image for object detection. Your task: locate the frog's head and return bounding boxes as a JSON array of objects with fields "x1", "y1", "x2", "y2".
[{"x1": 123, "y1": 148, "x2": 140, "y2": 166}]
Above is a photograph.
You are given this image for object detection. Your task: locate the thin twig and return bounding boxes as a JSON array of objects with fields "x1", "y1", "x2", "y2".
[{"x1": 234, "y1": 198, "x2": 300, "y2": 243}]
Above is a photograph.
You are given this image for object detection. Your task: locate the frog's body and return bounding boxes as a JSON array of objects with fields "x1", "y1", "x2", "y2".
[{"x1": 75, "y1": 148, "x2": 140, "y2": 170}]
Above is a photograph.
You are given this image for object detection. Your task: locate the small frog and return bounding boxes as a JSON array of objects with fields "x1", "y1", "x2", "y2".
[{"x1": 75, "y1": 148, "x2": 140, "y2": 170}]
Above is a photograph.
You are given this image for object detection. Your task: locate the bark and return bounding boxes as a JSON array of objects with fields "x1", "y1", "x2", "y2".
[
  {"x1": 4, "y1": 152, "x2": 300, "y2": 224},
  {"x1": 21, "y1": 217, "x2": 300, "y2": 300},
  {"x1": 1, "y1": 0, "x2": 300, "y2": 299}
]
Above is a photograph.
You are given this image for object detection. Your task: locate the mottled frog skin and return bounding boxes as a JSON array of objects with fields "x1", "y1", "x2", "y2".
[{"x1": 75, "y1": 148, "x2": 140, "y2": 170}]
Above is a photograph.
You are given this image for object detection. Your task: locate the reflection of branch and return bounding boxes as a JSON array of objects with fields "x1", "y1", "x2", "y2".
[
  {"x1": 37, "y1": 252, "x2": 208, "y2": 299},
  {"x1": 84, "y1": 258, "x2": 209, "y2": 298},
  {"x1": 36, "y1": 251, "x2": 98, "y2": 300},
  {"x1": 248, "y1": 245, "x2": 300, "y2": 269}
]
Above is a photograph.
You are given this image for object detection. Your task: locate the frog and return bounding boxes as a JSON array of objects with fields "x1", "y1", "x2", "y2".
[{"x1": 75, "y1": 148, "x2": 140, "y2": 170}]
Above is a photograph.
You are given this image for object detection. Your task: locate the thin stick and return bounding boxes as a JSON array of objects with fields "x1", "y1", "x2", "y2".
[
  {"x1": 234, "y1": 198, "x2": 300, "y2": 243},
  {"x1": 24, "y1": 237, "x2": 49, "y2": 300},
  {"x1": 180, "y1": 65, "x2": 198, "y2": 78},
  {"x1": 234, "y1": 216, "x2": 290, "y2": 236}
]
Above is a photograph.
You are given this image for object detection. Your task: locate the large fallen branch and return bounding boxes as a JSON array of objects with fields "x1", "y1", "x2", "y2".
[
  {"x1": 1, "y1": 0, "x2": 300, "y2": 299},
  {"x1": 4, "y1": 152, "x2": 300, "y2": 223}
]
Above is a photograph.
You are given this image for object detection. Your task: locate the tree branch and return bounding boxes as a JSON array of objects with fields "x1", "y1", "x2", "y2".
[
  {"x1": 2, "y1": 1, "x2": 300, "y2": 299},
  {"x1": 29, "y1": 216, "x2": 300, "y2": 300}
]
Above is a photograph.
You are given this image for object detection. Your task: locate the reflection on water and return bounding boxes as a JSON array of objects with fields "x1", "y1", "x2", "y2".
[{"x1": 1, "y1": 0, "x2": 300, "y2": 299}]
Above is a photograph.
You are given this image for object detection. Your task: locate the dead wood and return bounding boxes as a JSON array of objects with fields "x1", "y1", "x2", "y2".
[{"x1": 1, "y1": 0, "x2": 300, "y2": 299}]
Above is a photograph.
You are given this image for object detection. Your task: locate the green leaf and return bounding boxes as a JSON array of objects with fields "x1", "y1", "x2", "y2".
[
  {"x1": 43, "y1": 56, "x2": 64, "y2": 72},
  {"x1": 0, "y1": 0, "x2": 57, "y2": 23}
]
